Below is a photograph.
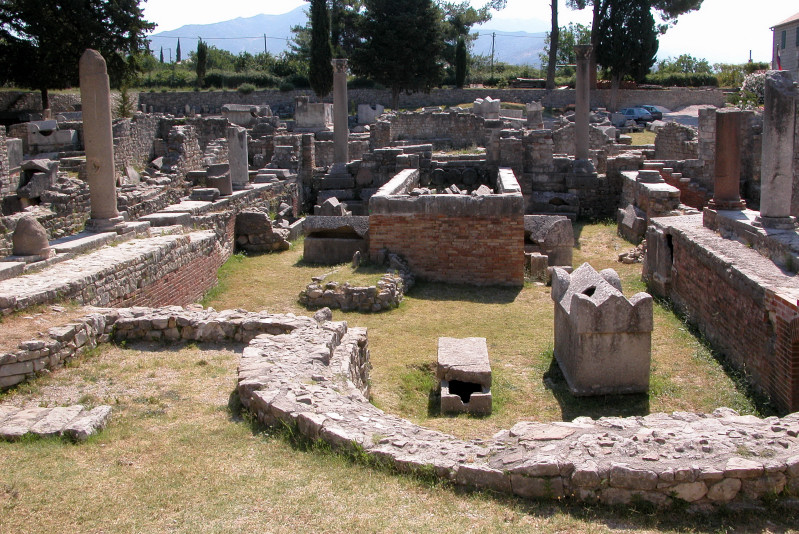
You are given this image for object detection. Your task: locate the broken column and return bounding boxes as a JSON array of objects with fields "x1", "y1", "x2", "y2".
[
  {"x1": 574, "y1": 45, "x2": 593, "y2": 162},
  {"x1": 79, "y1": 49, "x2": 124, "y2": 233},
  {"x1": 551, "y1": 263, "x2": 652, "y2": 396},
  {"x1": 437, "y1": 337, "x2": 492, "y2": 415},
  {"x1": 708, "y1": 109, "x2": 746, "y2": 211},
  {"x1": 758, "y1": 71, "x2": 797, "y2": 227},
  {"x1": 332, "y1": 58, "x2": 349, "y2": 166},
  {"x1": 227, "y1": 125, "x2": 250, "y2": 190}
]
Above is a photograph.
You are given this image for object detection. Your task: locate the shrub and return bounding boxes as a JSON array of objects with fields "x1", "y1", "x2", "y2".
[
  {"x1": 279, "y1": 81, "x2": 295, "y2": 92},
  {"x1": 237, "y1": 83, "x2": 256, "y2": 95},
  {"x1": 644, "y1": 72, "x2": 718, "y2": 87}
]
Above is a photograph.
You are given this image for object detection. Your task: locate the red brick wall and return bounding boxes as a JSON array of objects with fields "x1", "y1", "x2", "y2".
[
  {"x1": 669, "y1": 233, "x2": 799, "y2": 411},
  {"x1": 369, "y1": 214, "x2": 524, "y2": 286}
]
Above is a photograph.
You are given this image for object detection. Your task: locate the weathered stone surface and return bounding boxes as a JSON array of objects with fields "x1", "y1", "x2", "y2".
[
  {"x1": 707, "y1": 478, "x2": 742, "y2": 502},
  {"x1": 436, "y1": 337, "x2": 491, "y2": 387},
  {"x1": 63, "y1": 405, "x2": 112, "y2": 441},
  {"x1": 12, "y1": 215, "x2": 52, "y2": 257},
  {"x1": 29, "y1": 405, "x2": 85, "y2": 437},
  {"x1": 0, "y1": 407, "x2": 49, "y2": 440}
]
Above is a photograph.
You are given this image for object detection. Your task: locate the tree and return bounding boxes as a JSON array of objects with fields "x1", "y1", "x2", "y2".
[
  {"x1": 0, "y1": 0, "x2": 153, "y2": 110},
  {"x1": 546, "y1": 0, "x2": 559, "y2": 90},
  {"x1": 160, "y1": 46, "x2": 164, "y2": 64},
  {"x1": 540, "y1": 23, "x2": 591, "y2": 77},
  {"x1": 657, "y1": 54, "x2": 711, "y2": 73},
  {"x1": 595, "y1": 0, "x2": 658, "y2": 109},
  {"x1": 309, "y1": 0, "x2": 334, "y2": 97},
  {"x1": 439, "y1": 1, "x2": 506, "y2": 81},
  {"x1": 176, "y1": 38, "x2": 182, "y2": 63},
  {"x1": 196, "y1": 39, "x2": 208, "y2": 88},
  {"x1": 329, "y1": 0, "x2": 363, "y2": 57},
  {"x1": 567, "y1": 0, "x2": 704, "y2": 86},
  {"x1": 351, "y1": 0, "x2": 444, "y2": 109},
  {"x1": 455, "y1": 36, "x2": 467, "y2": 87}
]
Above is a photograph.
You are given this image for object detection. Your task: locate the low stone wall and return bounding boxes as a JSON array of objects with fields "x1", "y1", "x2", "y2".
[
  {"x1": 113, "y1": 114, "x2": 160, "y2": 172},
  {"x1": 136, "y1": 87, "x2": 726, "y2": 115},
  {"x1": 644, "y1": 214, "x2": 799, "y2": 413},
  {"x1": 372, "y1": 111, "x2": 489, "y2": 149},
  {"x1": 3, "y1": 305, "x2": 798, "y2": 508},
  {"x1": 369, "y1": 169, "x2": 525, "y2": 286},
  {"x1": 654, "y1": 122, "x2": 698, "y2": 161}
]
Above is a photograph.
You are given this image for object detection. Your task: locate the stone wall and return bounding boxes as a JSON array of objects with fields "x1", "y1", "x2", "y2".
[
  {"x1": 644, "y1": 215, "x2": 799, "y2": 412},
  {"x1": 0, "y1": 127, "x2": 10, "y2": 197},
  {"x1": 137, "y1": 87, "x2": 726, "y2": 115},
  {"x1": 113, "y1": 114, "x2": 160, "y2": 172},
  {"x1": 371, "y1": 111, "x2": 489, "y2": 149},
  {"x1": 161, "y1": 125, "x2": 203, "y2": 181},
  {"x1": 654, "y1": 122, "x2": 698, "y2": 161}
]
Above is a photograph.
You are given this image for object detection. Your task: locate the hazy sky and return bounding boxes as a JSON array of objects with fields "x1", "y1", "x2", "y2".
[{"x1": 142, "y1": 0, "x2": 797, "y2": 64}]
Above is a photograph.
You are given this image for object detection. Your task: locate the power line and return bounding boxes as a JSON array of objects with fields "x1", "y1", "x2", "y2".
[{"x1": 148, "y1": 35, "x2": 294, "y2": 42}]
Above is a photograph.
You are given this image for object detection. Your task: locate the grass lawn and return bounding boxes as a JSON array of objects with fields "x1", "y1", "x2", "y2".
[
  {"x1": 628, "y1": 130, "x2": 657, "y2": 146},
  {"x1": 0, "y1": 223, "x2": 789, "y2": 533}
]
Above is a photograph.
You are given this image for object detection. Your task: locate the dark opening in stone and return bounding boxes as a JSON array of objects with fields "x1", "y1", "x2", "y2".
[
  {"x1": 549, "y1": 197, "x2": 567, "y2": 206},
  {"x1": 583, "y1": 286, "x2": 596, "y2": 297},
  {"x1": 448, "y1": 380, "x2": 482, "y2": 403}
]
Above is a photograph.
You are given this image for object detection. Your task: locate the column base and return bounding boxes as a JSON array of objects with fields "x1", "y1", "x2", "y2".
[
  {"x1": 707, "y1": 199, "x2": 747, "y2": 211},
  {"x1": 232, "y1": 183, "x2": 253, "y2": 191},
  {"x1": 572, "y1": 158, "x2": 595, "y2": 175},
  {"x1": 85, "y1": 216, "x2": 126, "y2": 234},
  {"x1": 755, "y1": 214, "x2": 797, "y2": 229}
]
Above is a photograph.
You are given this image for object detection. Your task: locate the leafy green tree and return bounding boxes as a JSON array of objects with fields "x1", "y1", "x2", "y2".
[
  {"x1": 595, "y1": 0, "x2": 658, "y2": 108},
  {"x1": 187, "y1": 45, "x2": 236, "y2": 71},
  {"x1": 351, "y1": 0, "x2": 445, "y2": 109},
  {"x1": 309, "y1": 0, "x2": 334, "y2": 97},
  {"x1": 438, "y1": 1, "x2": 506, "y2": 66},
  {"x1": 540, "y1": 23, "x2": 591, "y2": 77},
  {"x1": 196, "y1": 39, "x2": 208, "y2": 88},
  {"x1": 0, "y1": 0, "x2": 154, "y2": 110},
  {"x1": 455, "y1": 36, "x2": 467, "y2": 87},
  {"x1": 657, "y1": 54, "x2": 711, "y2": 73},
  {"x1": 176, "y1": 39, "x2": 182, "y2": 63},
  {"x1": 329, "y1": 0, "x2": 363, "y2": 57},
  {"x1": 567, "y1": 0, "x2": 704, "y2": 86}
]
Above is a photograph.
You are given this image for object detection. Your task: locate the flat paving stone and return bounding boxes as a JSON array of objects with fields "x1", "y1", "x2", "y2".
[
  {"x1": 29, "y1": 405, "x2": 85, "y2": 437},
  {"x1": 50, "y1": 231, "x2": 116, "y2": 255},
  {"x1": 138, "y1": 212, "x2": 192, "y2": 227}
]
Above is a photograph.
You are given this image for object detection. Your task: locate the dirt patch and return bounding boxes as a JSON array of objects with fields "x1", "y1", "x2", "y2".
[{"x1": 0, "y1": 304, "x2": 93, "y2": 354}]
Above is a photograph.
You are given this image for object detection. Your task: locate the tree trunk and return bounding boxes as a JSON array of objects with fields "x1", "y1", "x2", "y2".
[
  {"x1": 546, "y1": 0, "x2": 559, "y2": 90},
  {"x1": 40, "y1": 87, "x2": 49, "y2": 114},
  {"x1": 391, "y1": 87, "x2": 400, "y2": 111}
]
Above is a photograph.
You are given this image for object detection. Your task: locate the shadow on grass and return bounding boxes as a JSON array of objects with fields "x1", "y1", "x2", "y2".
[
  {"x1": 226, "y1": 388, "x2": 798, "y2": 533},
  {"x1": 408, "y1": 280, "x2": 522, "y2": 304},
  {"x1": 542, "y1": 355, "x2": 650, "y2": 420}
]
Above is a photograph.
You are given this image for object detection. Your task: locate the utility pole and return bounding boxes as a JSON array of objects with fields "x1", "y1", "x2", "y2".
[
  {"x1": 264, "y1": 34, "x2": 268, "y2": 55},
  {"x1": 490, "y1": 32, "x2": 496, "y2": 79}
]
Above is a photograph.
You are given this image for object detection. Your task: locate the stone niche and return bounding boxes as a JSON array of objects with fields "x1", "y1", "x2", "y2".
[
  {"x1": 369, "y1": 167, "x2": 525, "y2": 286},
  {"x1": 437, "y1": 337, "x2": 492, "y2": 415},
  {"x1": 302, "y1": 215, "x2": 369, "y2": 265},
  {"x1": 551, "y1": 263, "x2": 653, "y2": 396}
]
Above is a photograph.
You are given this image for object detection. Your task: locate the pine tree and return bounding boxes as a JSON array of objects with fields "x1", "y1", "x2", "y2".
[
  {"x1": 159, "y1": 46, "x2": 164, "y2": 64},
  {"x1": 309, "y1": 0, "x2": 333, "y2": 97},
  {"x1": 176, "y1": 39, "x2": 182, "y2": 63},
  {"x1": 455, "y1": 36, "x2": 467, "y2": 88},
  {"x1": 0, "y1": 0, "x2": 153, "y2": 110},
  {"x1": 351, "y1": 0, "x2": 444, "y2": 109}
]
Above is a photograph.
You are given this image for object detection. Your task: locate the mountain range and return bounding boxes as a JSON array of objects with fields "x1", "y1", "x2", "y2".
[{"x1": 148, "y1": 6, "x2": 547, "y2": 67}]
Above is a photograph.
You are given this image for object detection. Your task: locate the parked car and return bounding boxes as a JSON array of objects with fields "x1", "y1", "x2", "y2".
[
  {"x1": 619, "y1": 107, "x2": 654, "y2": 125},
  {"x1": 640, "y1": 105, "x2": 663, "y2": 120}
]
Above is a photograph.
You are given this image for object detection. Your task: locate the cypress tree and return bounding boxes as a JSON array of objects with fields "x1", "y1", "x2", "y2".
[
  {"x1": 176, "y1": 38, "x2": 182, "y2": 63},
  {"x1": 455, "y1": 36, "x2": 467, "y2": 88},
  {"x1": 196, "y1": 39, "x2": 208, "y2": 88},
  {"x1": 159, "y1": 46, "x2": 164, "y2": 64},
  {"x1": 309, "y1": 0, "x2": 334, "y2": 97}
]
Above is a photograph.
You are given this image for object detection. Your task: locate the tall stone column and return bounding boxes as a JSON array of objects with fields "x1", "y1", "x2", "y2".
[
  {"x1": 332, "y1": 59, "x2": 349, "y2": 166},
  {"x1": 227, "y1": 125, "x2": 250, "y2": 190},
  {"x1": 708, "y1": 109, "x2": 746, "y2": 211},
  {"x1": 758, "y1": 70, "x2": 797, "y2": 228},
  {"x1": 79, "y1": 49, "x2": 124, "y2": 232},
  {"x1": 574, "y1": 45, "x2": 593, "y2": 162}
]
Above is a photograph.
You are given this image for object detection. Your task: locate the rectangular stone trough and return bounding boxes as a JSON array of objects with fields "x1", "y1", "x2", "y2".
[{"x1": 437, "y1": 337, "x2": 492, "y2": 415}]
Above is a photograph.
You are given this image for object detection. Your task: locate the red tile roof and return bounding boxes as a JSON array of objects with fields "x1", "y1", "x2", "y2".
[{"x1": 773, "y1": 12, "x2": 799, "y2": 29}]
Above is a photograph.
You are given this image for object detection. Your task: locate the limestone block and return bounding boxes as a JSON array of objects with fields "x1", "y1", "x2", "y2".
[
  {"x1": 437, "y1": 337, "x2": 492, "y2": 415},
  {"x1": 62, "y1": 405, "x2": 112, "y2": 441},
  {"x1": 12, "y1": 215, "x2": 52, "y2": 258}
]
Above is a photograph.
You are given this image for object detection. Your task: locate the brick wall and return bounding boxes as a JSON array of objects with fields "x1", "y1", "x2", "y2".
[{"x1": 369, "y1": 214, "x2": 524, "y2": 286}]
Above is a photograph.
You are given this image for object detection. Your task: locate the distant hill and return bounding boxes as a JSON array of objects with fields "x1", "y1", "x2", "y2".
[{"x1": 148, "y1": 7, "x2": 546, "y2": 66}]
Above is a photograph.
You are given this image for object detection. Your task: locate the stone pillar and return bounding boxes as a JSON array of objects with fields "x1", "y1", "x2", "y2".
[
  {"x1": 574, "y1": 45, "x2": 592, "y2": 161},
  {"x1": 708, "y1": 109, "x2": 747, "y2": 211},
  {"x1": 79, "y1": 49, "x2": 124, "y2": 232},
  {"x1": 758, "y1": 71, "x2": 797, "y2": 227},
  {"x1": 227, "y1": 125, "x2": 250, "y2": 190},
  {"x1": 332, "y1": 59, "x2": 349, "y2": 166}
]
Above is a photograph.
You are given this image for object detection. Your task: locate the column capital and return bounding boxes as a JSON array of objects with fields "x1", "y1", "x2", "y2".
[
  {"x1": 332, "y1": 58, "x2": 348, "y2": 73},
  {"x1": 574, "y1": 45, "x2": 593, "y2": 61}
]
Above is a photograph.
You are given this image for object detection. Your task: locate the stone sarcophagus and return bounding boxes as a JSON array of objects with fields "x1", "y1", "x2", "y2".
[{"x1": 551, "y1": 263, "x2": 653, "y2": 396}]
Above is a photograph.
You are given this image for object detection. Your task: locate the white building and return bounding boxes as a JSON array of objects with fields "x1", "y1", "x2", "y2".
[{"x1": 772, "y1": 12, "x2": 799, "y2": 76}]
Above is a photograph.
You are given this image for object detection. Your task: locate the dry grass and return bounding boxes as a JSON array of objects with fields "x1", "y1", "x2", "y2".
[
  {"x1": 0, "y1": 224, "x2": 789, "y2": 532},
  {"x1": 628, "y1": 130, "x2": 657, "y2": 146}
]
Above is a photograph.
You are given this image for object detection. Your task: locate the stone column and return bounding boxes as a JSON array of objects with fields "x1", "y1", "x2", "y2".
[
  {"x1": 758, "y1": 70, "x2": 797, "y2": 227},
  {"x1": 708, "y1": 109, "x2": 747, "y2": 211},
  {"x1": 332, "y1": 59, "x2": 349, "y2": 166},
  {"x1": 79, "y1": 49, "x2": 124, "y2": 232},
  {"x1": 574, "y1": 45, "x2": 593, "y2": 161},
  {"x1": 227, "y1": 125, "x2": 250, "y2": 190}
]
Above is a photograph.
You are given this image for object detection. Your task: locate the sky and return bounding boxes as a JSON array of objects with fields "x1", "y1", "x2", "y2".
[{"x1": 141, "y1": 0, "x2": 797, "y2": 64}]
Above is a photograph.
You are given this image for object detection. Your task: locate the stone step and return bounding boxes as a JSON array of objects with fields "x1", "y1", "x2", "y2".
[
  {"x1": 138, "y1": 212, "x2": 192, "y2": 227},
  {"x1": 0, "y1": 404, "x2": 111, "y2": 441},
  {"x1": 50, "y1": 231, "x2": 117, "y2": 255}
]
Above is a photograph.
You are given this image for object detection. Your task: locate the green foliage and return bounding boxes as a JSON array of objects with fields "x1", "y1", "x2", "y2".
[
  {"x1": 237, "y1": 83, "x2": 256, "y2": 95},
  {"x1": 0, "y1": 0, "x2": 154, "y2": 108},
  {"x1": 454, "y1": 36, "x2": 467, "y2": 88},
  {"x1": 176, "y1": 39, "x2": 182, "y2": 63},
  {"x1": 195, "y1": 40, "x2": 208, "y2": 89},
  {"x1": 159, "y1": 47, "x2": 164, "y2": 64},
  {"x1": 309, "y1": 0, "x2": 334, "y2": 97},
  {"x1": 351, "y1": 0, "x2": 445, "y2": 109},
  {"x1": 118, "y1": 86, "x2": 133, "y2": 118},
  {"x1": 644, "y1": 71, "x2": 718, "y2": 87},
  {"x1": 714, "y1": 61, "x2": 770, "y2": 88},
  {"x1": 540, "y1": 22, "x2": 592, "y2": 77},
  {"x1": 657, "y1": 53, "x2": 712, "y2": 74},
  {"x1": 596, "y1": 0, "x2": 659, "y2": 85}
]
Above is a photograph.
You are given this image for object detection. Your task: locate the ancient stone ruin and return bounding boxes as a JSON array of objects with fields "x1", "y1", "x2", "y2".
[{"x1": 437, "y1": 337, "x2": 492, "y2": 415}]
